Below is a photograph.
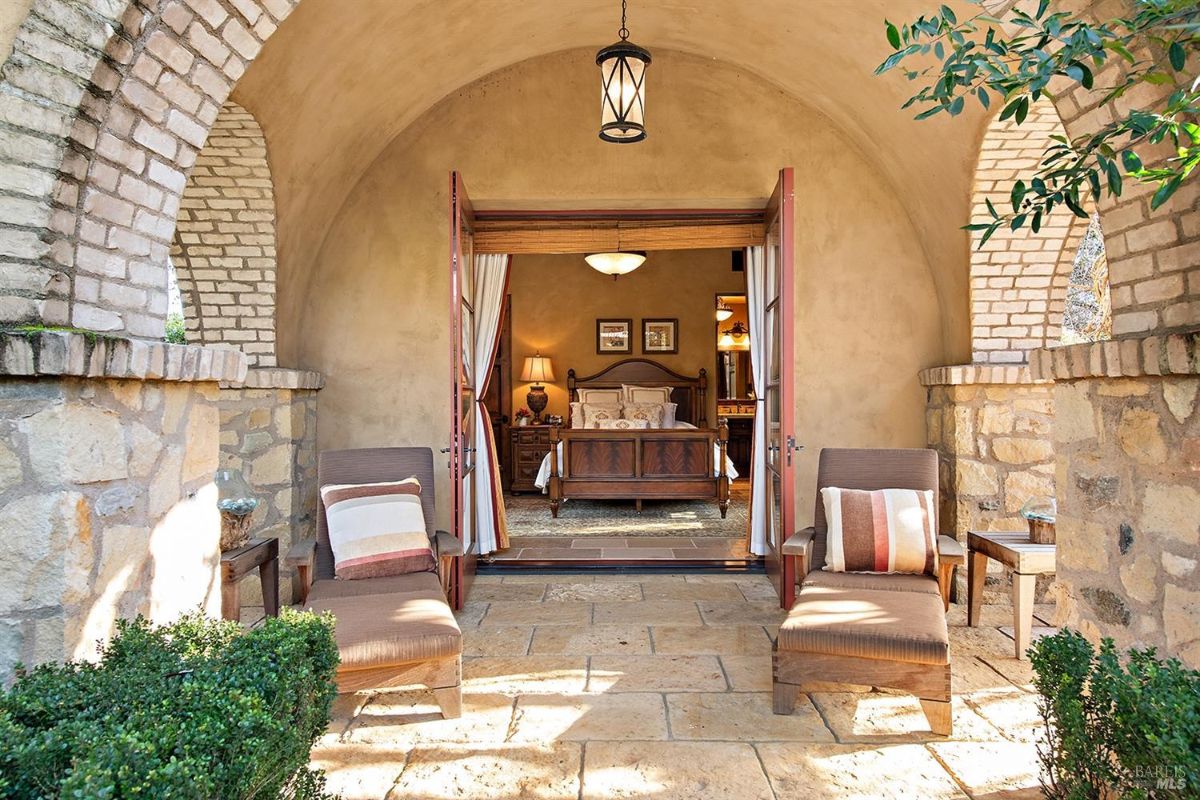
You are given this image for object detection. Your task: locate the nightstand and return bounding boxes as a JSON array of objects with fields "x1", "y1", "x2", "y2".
[{"x1": 510, "y1": 425, "x2": 553, "y2": 493}]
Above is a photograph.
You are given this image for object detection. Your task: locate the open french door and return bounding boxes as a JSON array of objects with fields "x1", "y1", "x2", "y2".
[
  {"x1": 449, "y1": 171, "x2": 477, "y2": 608},
  {"x1": 763, "y1": 168, "x2": 797, "y2": 609}
]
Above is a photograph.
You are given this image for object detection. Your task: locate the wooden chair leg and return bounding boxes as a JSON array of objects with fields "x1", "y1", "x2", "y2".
[
  {"x1": 432, "y1": 684, "x2": 462, "y2": 719},
  {"x1": 772, "y1": 681, "x2": 799, "y2": 715},
  {"x1": 919, "y1": 697, "x2": 952, "y2": 736}
]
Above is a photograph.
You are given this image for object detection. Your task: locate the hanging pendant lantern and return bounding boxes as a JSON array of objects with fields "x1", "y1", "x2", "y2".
[{"x1": 597, "y1": 0, "x2": 650, "y2": 143}]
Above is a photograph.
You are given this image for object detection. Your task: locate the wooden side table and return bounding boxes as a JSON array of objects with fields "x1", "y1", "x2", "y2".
[
  {"x1": 510, "y1": 425, "x2": 553, "y2": 493},
  {"x1": 221, "y1": 537, "x2": 280, "y2": 621},
  {"x1": 967, "y1": 530, "x2": 1056, "y2": 660}
]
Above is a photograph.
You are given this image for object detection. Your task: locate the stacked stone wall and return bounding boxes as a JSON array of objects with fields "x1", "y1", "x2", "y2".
[
  {"x1": 0, "y1": 332, "x2": 244, "y2": 682},
  {"x1": 1032, "y1": 335, "x2": 1199, "y2": 667},
  {"x1": 172, "y1": 99, "x2": 277, "y2": 365}
]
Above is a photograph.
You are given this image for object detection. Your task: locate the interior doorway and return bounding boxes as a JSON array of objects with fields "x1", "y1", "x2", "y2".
[{"x1": 448, "y1": 170, "x2": 797, "y2": 606}]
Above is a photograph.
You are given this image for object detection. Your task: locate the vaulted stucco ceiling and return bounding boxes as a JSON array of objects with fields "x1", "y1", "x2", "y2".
[{"x1": 234, "y1": 0, "x2": 990, "y2": 361}]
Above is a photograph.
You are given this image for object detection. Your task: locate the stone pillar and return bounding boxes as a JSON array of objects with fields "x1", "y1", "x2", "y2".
[
  {"x1": 922, "y1": 364, "x2": 1056, "y2": 603},
  {"x1": 217, "y1": 368, "x2": 322, "y2": 612},
  {"x1": 0, "y1": 331, "x2": 246, "y2": 682},
  {"x1": 1032, "y1": 335, "x2": 1200, "y2": 667}
]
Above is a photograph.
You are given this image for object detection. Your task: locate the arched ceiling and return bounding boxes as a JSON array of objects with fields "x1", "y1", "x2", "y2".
[{"x1": 235, "y1": 0, "x2": 990, "y2": 362}]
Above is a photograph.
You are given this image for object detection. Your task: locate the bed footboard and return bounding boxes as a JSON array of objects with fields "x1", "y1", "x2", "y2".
[{"x1": 548, "y1": 422, "x2": 729, "y2": 518}]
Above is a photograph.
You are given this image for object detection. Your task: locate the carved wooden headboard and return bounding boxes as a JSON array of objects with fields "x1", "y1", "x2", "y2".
[{"x1": 567, "y1": 358, "x2": 708, "y2": 427}]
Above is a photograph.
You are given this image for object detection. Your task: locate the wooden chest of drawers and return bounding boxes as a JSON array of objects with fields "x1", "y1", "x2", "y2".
[{"x1": 510, "y1": 425, "x2": 553, "y2": 493}]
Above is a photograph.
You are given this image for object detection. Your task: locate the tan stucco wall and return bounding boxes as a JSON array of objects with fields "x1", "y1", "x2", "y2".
[
  {"x1": 238, "y1": 1, "x2": 990, "y2": 363},
  {"x1": 286, "y1": 49, "x2": 945, "y2": 530},
  {"x1": 0, "y1": 0, "x2": 32, "y2": 65},
  {"x1": 509, "y1": 250, "x2": 744, "y2": 425}
]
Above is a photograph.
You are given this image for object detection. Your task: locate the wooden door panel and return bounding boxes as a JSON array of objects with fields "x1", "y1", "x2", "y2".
[{"x1": 449, "y1": 171, "x2": 477, "y2": 608}]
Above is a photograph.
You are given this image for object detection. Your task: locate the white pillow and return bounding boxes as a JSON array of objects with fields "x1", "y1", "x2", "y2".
[
  {"x1": 622, "y1": 384, "x2": 672, "y2": 405},
  {"x1": 577, "y1": 387, "x2": 623, "y2": 405},
  {"x1": 622, "y1": 403, "x2": 666, "y2": 428},
  {"x1": 321, "y1": 478, "x2": 435, "y2": 579},
  {"x1": 581, "y1": 403, "x2": 622, "y2": 428},
  {"x1": 569, "y1": 402, "x2": 584, "y2": 429},
  {"x1": 661, "y1": 402, "x2": 678, "y2": 428}
]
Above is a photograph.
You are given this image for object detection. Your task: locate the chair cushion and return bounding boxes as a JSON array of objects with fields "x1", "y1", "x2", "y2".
[
  {"x1": 821, "y1": 486, "x2": 937, "y2": 575},
  {"x1": 802, "y1": 569, "x2": 940, "y2": 596},
  {"x1": 306, "y1": 571, "x2": 461, "y2": 670},
  {"x1": 321, "y1": 477, "x2": 436, "y2": 579},
  {"x1": 778, "y1": 582, "x2": 949, "y2": 665}
]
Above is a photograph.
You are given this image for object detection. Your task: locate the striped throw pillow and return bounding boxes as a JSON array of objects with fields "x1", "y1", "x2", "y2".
[
  {"x1": 821, "y1": 487, "x2": 937, "y2": 575},
  {"x1": 321, "y1": 477, "x2": 435, "y2": 579}
]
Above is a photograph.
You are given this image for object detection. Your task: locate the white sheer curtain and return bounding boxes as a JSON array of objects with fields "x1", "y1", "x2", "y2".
[
  {"x1": 472, "y1": 253, "x2": 510, "y2": 555},
  {"x1": 745, "y1": 245, "x2": 769, "y2": 556}
]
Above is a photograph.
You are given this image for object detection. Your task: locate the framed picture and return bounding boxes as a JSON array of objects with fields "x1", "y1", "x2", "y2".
[
  {"x1": 596, "y1": 318, "x2": 633, "y2": 354},
  {"x1": 641, "y1": 318, "x2": 679, "y2": 354}
]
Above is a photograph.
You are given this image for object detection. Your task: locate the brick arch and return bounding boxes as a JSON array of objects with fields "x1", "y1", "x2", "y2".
[
  {"x1": 969, "y1": 100, "x2": 1087, "y2": 363},
  {"x1": 0, "y1": 0, "x2": 297, "y2": 339},
  {"x1": 171, "y1": 98, "x2": 276, "y2": 366}
]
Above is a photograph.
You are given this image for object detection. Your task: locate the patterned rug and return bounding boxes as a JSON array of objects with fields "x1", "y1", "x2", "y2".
[{"x1": 504, "y1": 493, "x2": 748, "y2": 538}]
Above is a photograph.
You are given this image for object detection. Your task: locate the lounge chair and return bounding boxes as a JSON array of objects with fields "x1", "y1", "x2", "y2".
[
  {"x1": 287, "y1": 447, "x2": 465, "y2": 718},
  {"x1": 772, "y1": 448, "x2": 964, "y2": 735}
]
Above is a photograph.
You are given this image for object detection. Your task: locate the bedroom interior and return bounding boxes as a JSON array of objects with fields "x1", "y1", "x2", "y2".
[{"x1": 490, "y1": 247, "x2": 755, "y2": 565}]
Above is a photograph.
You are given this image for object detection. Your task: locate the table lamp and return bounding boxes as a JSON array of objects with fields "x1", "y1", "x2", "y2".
[{"x1": 520, "y1": 352, "x2": 555, "y2": 422}]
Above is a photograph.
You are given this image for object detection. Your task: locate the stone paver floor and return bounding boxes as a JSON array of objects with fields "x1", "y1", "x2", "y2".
[{"x1": 307, "y1": 571, "x2": 1052, "y2": 799}]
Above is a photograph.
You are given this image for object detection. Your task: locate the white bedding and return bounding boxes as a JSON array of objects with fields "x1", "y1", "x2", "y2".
[{"x1": 533, "y1": 423, "x2": 740, "y2": 491}]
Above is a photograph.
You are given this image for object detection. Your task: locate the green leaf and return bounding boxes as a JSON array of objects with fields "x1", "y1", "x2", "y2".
[
  {"x1": 940, "y1": 4, "x2": 957, "y2": 25},
  {"x1": 1031, "y1": 210, "x2": 1043, "y2": 233},
  {"x1": 1169, "y1": 41, "x2": 1186, "y2": 71},
  {"x1": 914, "y1": 105, "x2": 944, "y2": 120},
  {"x1": 1151, "y1": 176, "x2": 1183, "y2": 210},
  {"x1": 949, "y1": 96, "x2": 965, "y2": 116},
  {"x1": 977, "y1": 88, "x2": 990, "y2": 110},
  {"x1": 1035, "y1": 0, "x2": 1049, "y2": 19},
  {"x1": 1015, "y1": 97, "x2": 1029, "y2": 125},
  {"x1": 1121, "y1": 150, "x2": 1143, "y2": 173},
  {"x1": 999, "y1": 98, "x2": 1023, "y2": 122},
  {"x1": 979, "y1": 223, "x2": 999, "y2": 247},
  {"x1": 886, "y1": 20, "x2": 901, "y2": 50},
  {"x1": 1011, "y1": 179, "x2": 1027, "y2": 211},
  {"x1": 1064, "y1": 192, "x2": 1088, "y2": 218},
  {"x1": 986, "y1": 198, "x2": 999, "y2": 219}
]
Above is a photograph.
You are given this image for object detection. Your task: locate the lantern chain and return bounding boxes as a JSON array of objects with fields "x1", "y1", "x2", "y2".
[{"x1": 618, "y1": 0, "x2": 629, "y2": 40}]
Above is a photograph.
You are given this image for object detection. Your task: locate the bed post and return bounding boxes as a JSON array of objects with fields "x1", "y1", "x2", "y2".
[
  {"x1": 549, "y1": 424, "x2": 561, "y2": 518},
  {"x1": 698, "y1": 368, "x2": 708, "y2": 427},
  {"x1": 717, "y1": 417, "x2": 730, "y2": 519}
]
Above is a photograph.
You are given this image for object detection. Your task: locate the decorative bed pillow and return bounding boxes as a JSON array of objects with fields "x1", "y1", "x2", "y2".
[
  {"x1": 321, "y1": 477, "x2": 435, "y2": 579},
  {"x1": 577, "y1": 387, "x2": 624, "y2": 405},
  {"x1": 821, "y1": 487, "x2": 937, "y2": 575},
  {"x1": 596, "y1": 418, "x2": 650, "y2": 430},
  {"x1": 569, "y1": 402, "x2": 584, "y2": 429},
  {"x1": 622, "y1": 385, "x2": 673, "y2": 405},
  {"x1": 622, "y1": 402, "x2": 666, "y2": 428},
  {"x1": 661, "y1": 402, "x2": 678, "y2": 428},
  {"x1": 581, "y1": 403, "x2": 623, "y2": 429}
]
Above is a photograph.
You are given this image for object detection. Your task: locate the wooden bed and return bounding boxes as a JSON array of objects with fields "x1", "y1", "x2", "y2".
[{"x1": 548, "y1": 359, "x2": 730, "y2": 518}]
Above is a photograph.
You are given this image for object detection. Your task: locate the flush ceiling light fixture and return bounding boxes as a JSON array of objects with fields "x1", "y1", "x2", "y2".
[
  {"x1": 597, "y1": 0, "x2": 650, "y2": 143},
  {"x1": 585, "y1": 225, "x2": 646, "y2": 278}
]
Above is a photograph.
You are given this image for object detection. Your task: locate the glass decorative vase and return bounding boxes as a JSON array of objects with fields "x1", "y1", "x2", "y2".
[
  {"x1": 1019, "y1": 496, "x2": 1057, "y2": 545},
  {"x1": 215, "y1": 468, "x2": 259, "y2": 552}
]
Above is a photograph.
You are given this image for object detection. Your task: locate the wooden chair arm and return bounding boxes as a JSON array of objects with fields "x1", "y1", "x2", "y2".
[
  {"x1": 782, "y1": 527, "x2": 816, "y2": 579},
  {"x1": 937, "y1": 534, "x2": 965, "y2": 566},
  {"x1": 434, "y1": 530, "x2": 464, "y2": 558},
  {"x1": 285, "y1": 539, "x2": 316, "y2": 605}
]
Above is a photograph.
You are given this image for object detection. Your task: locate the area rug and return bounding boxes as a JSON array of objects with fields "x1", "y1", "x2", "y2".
[{"x1": 504, "y1": 493, "x2": 748, "y2": 538}]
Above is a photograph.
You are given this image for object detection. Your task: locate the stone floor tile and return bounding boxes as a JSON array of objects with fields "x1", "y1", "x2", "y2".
[
  {"x1": 454, "y1": 601, "x2": 489, "y2": 629},
  {"x1": 697, "y1": 600, "x2": 788, "y2": 626},
  {"x1": 757, "y1": 742, "x2": 969, "y2": 799},
  {"x1": 470, "y1": 573, "x2": 505, "y2": 583},
  {"x1": 510, "y1": 692, "x2": 669, "y2": 742},
  {"x1": 310, "y1": 742, "x2": 406, "y2": 800},
  {"x1": 519, "y1": 547, "x2": 606, "y2": 560},
  {"x1": 467, "y1": 582, "x2": 547, "y2": 602},
  {"x1": 530, "y1": 624, "x2": 652, "y2": 655},
  {"x1": 588, "y1": 655, "x2": 727, "y2": 693},
  {"x1": 946, "y1": 603, "x2": 1013, "y2": 628},
  {"x1": 640, "y1": 580, "x2": 744, "y2": 601},
  {"x1": 503, "y1": 573, "x2": 589, "y2": 583},
  {"x1": 592, "y1": 573, "x2": 685, "y2": 583},
  {"x1": 650, "y1": 624, "x2": 772, "y2": 655},
  {"x1": 391, "y1": 744, "x2": 583, "y2": 800},
  {"x1": 667, "y1": 691, "x2": 834, "y2": 742},
  {"x1": 719, "y1": 655, "x2": 772, "y2": 692},
  {"x1": 735, "y1": 580, "x2": 780, "y2": 602},
  {"x1": 463, "y1": 656, "x2": 588, "y2": 696},
  {"x1": 927, "y1": 741, "x2": 1044, "y2": 798},
  {"x1": 582, "y1": 741, "x2": 774, "y2": 800},
  {"x1": 461, "y1": 626, "x2": 534, "y2": 656},
  {"x1": 953, "y1": 653, "x2": 1026, "y2": 696},
  {"x1": 977, "y1": 653, "x2": 1036, "y2": 690},
  {"x1": 962, "y1": 688, "x2": 1044, "y2": 743},
  {"x1": 347, "y1": 691, "x2": 515, "y2": 746},
  {"x1": 325, "y1": 691, "x2": 373, "y2": 740},
  {"x1": 593, "y1": 600, "x2": 703, "y2": 625},
  {"x1": 545, "y1": 582, "x2": 642, "y2": 601},
  {"x1": 683, "y1": 573, "x2": 753, "y2": 583},
  {"x1": 949, "y1": 624, "x2": 1024, "y2": 656},
  {"x1": 482, "y1": 600, "x2": 592, "y2": 626},
  {"x1": 601, "y1": 547, "x2": 675, "y2": 558},
  {"x1": 809, "y1": 693, "x2": 1004, "y2": 743}
]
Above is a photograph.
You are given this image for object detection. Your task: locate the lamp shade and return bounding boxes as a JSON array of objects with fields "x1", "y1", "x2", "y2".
[{"x1": 520, "y1": 354, "x2": 556, "y2": 384}]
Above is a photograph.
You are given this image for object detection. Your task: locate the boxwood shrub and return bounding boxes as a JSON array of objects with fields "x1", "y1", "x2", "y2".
[
  {"x1": 0, "y1": 610, "x2": 339, "y2": 799},
  {"x1": 1031, "y1": 629, "x2": 1199, "y2": 799}
]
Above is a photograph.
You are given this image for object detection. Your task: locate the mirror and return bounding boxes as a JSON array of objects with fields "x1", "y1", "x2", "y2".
[{"x1": 715, "y1": 294, "x2": 752, "y2": 401}]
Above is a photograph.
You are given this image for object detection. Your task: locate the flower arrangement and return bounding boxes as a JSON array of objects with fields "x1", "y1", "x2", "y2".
[{"x1": 515, "y1": 407, "x2": 532, "y2": 426}]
